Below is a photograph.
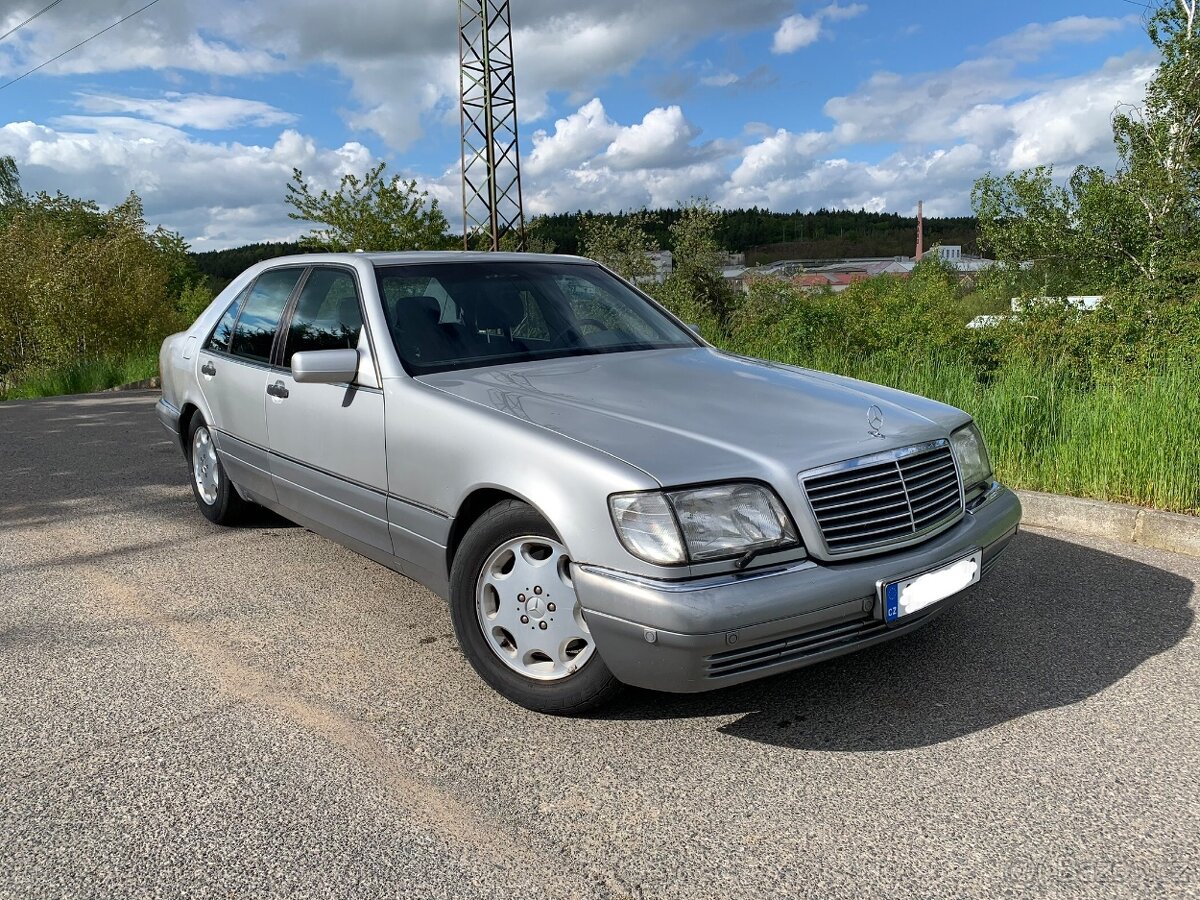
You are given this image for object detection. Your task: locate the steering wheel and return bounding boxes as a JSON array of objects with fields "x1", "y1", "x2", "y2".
[{"x1": 548, "y1": 318, "x2": 613, "y2": 347}]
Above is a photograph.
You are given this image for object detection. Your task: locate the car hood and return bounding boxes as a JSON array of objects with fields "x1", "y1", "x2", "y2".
[{"x1": 418, "y1": 348, "x2": 970, "y2": 486}]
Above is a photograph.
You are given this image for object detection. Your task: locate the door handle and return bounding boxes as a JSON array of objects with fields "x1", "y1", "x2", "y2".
[
  {"x1": 201, "y1": 361, "x2": 216, "y2": 376},
  {"x1": 266, "y1": 380, "x2": 289, "y2": 399}
]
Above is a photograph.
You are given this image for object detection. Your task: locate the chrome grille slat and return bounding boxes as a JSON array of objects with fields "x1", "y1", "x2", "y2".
[
  {"x1": 907, "y1": 482, "x2": 955, "y2": 511},
  {"x1": 903, "y1": 467, "x2": 958, "y2": 494},
  {"x1": 911, "y1": 491, "x2": 960, "y2": 517},
  {"x1": 807, "y1": 473, "x2": 902, "y2": 501},
  {"x1": 822, "y1": 509, "x2": 913, "y2": 533},
  {"x1": 914, "y1": 498, "x2": 961, "y2": 526},
  {"x1": 816, "y1": 498, "x2": 911, "y2": 523},
  {"x1": 802, "y1": 442, "x2": 963, "y2": 555},
  {"x1": 808, "y1": 489, "x2": 909, "y2": 512}
]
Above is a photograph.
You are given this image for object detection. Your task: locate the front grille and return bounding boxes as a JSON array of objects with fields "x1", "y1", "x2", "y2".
[
  {"x1": 802, "y1": 442, "x2": 963, "y2": 554},
  {"x1": 706, "y1": 616, "x2": 887, "y2": 678}
]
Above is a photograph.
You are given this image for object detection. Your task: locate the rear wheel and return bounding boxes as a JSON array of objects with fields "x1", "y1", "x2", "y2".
[
  {"x1": 186, "y1": 414, "x2": 252, "y2": 526},
  {"x1": 449, "y1": 500, "x2": 622, "y2": 714}
]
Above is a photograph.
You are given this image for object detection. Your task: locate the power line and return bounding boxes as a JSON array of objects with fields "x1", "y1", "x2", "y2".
[
  {"x1": 0, "y1": 0, "x2": 67, "y2": 44},
  {"x1": 0, "y1": 0, "x2": 163, "y2": 93}
]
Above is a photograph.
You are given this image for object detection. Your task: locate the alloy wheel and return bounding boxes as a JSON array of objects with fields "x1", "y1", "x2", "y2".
[{"x1": 475, "y1": 535, "x2": 594, "y2": 681}]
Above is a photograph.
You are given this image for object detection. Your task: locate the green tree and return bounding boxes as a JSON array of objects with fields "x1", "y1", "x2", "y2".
[
  {"x1": 657, "y1": 199, "x2": 733, "y2": 331},
  {"x1": 973, "y1": 1, "x2": 1199, "y2": 291},
  {"x1": 577, "y1": 210, "x2": 659, "y2": 281},
  {"x1": 285, "y1": 162, "x2": 452, "y2": 252},
  {"x1": 0, "y1": 164, "x2": 190, "y2": 383}
]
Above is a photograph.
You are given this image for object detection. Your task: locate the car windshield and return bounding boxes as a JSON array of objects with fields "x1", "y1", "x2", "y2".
[{"x1": 374, "y1": 260, "x2": 699, "y2": 375}]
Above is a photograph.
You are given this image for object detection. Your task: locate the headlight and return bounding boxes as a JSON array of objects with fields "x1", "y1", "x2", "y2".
[
  {"x1": 609, "y1": 492, "x2": 687, "y2": 565},
  {"x1": 610, "y1": 483, "x2": 799, "y2": 565},
  {"x1": 950, "y1": 422, "x2": 992, "y2": 489}
]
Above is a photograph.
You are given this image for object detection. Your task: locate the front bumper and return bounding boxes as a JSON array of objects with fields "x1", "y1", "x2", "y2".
[{"x1": 574, "y1": 484, "x2": 1021, "y2": 693}]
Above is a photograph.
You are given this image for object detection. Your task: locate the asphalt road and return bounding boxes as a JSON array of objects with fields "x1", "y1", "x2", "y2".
[{"x1": 1, "y1": 391, "x2": 1198, "y2": 900}]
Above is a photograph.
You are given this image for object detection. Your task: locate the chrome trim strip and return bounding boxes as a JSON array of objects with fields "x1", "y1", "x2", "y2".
[
  {"x1": 966, "y1": 480, "x2": 1004, "y2": 512},
  {"x1": 800, "y1": 438, "x2": 951, "y2": 481},
  {"x1": 209, "y1": 427, "x2": 450, "y2": 518},
  {"x1": 577, "y1": 560, "x2": 818, "y2": 593}
]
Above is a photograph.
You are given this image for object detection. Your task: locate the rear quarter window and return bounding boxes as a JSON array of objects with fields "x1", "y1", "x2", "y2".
[{"x1": 203, "y1": 289, "x2": 248, "y2": 353}]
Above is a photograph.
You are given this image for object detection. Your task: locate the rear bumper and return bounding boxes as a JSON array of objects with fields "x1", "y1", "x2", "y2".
[
  {"x1": 574, "y1": 484, "x2": 1021, "y2": 693},
  {"x1": 156, "y1": 398, "x2": 182, "y2": 450}
]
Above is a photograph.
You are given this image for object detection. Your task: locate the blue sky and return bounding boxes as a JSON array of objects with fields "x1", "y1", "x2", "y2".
[{"x1": 0, "y1": 1, "x2": 1158, "y2": 248}]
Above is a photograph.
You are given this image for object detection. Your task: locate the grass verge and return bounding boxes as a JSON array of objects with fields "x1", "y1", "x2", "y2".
[
  {"x1": 0, "y1": 348, "x2": 159, "y2": 401},
  {"x1": 731, "y1": 341, "x2": 1200, "y2": 515}
]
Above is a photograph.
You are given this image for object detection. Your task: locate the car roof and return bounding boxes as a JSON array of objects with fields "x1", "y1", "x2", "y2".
[{"x1": 261, "y1": 251, "x2": 594, "y2": 267}]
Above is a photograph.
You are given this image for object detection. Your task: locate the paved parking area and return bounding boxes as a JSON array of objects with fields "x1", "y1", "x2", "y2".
[{"x1": 1, "y1": 391, "x2": 1198, "y2": 899}]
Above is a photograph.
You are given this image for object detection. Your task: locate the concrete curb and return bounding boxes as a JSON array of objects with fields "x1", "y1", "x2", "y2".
[
  {"x1": 102, "y1": 376, "x2": 161, "y2": 393},
  {"x1": 1016, "y1": 489, "x2": 1200, "y2": 558}
]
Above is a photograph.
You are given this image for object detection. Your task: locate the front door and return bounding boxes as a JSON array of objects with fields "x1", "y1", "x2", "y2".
[
  {"x1": 266, "y1": 266, "x2": 390, "y2": 553},
  {"x1": 197, "y1": 267, "x2": 304, "y2": 501}
]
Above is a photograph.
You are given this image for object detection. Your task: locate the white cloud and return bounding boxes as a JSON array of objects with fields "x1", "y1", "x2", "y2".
[
  {"x1": 0, "y1": 5, "x2": 1157, "y2": 244},
  {"x1": 604, "y1": 106, "x2": 702, "y2": 170},
  {"x1": 772, "y1": 14, "x2": 823, "y2": 52},
  {"x1": 820, "y1": 2, "x2": 868, "y2": 21},
  {"x1": 73, "y1": 93, "x2": 297, "y2": 130},
  {"x1": 0, "y1": 0, "x2": 794, "y2": 151},
  {"x1": 520, "y1": 102, "x2": 735, "y2": 215},
  {"x1": 0, "y1": 119, "x2": 377, "y2": 249},
  {"x1": 772, "y1": 2, "x2": 866, "y2": 54},
  {"x1": 990, "y1": 14, "x2": 1137, "y2": 62},
  {"x1": 526, "y1": 99, "x2": 621, "y2": 177},
  {"x1": 717, "y1": 48, "x2": 1154, "y2": 216}
]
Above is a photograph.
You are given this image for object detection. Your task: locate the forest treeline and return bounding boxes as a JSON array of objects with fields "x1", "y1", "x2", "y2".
[
  {"x1": 190, "y1": 208, "x2": 981, "y2": 293},
  {"x1": 532, "y1": 208, "x2": 978, "y2": 261}
]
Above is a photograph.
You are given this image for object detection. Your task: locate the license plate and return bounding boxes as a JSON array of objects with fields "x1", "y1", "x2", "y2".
[{"x1": 882, "y1": 551, "x2": 982, "y2": 623}]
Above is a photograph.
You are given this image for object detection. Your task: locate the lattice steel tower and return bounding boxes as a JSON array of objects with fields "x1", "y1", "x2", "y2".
[{"x1": 458, "y1": 0, "x2": 525, "y2": 250}]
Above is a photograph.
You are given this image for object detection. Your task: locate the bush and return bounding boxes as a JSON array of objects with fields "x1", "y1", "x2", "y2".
[{"x1": 0, "y1": 166, "x2": 200, "y2": 391}]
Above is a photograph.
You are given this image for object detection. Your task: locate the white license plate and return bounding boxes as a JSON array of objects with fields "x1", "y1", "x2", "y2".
[{"x1": 882, "y1": 551, "x2": 982, "y2": 623}]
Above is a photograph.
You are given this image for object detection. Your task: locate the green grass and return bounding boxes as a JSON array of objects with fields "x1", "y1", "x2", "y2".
[
  {"x1": 0, "y1": 348, "x2": 159, "y2": 401},
  {"x1": 4, "y1": 336, "x2": 1196, "y2": 516},
  {"x1": 730, "y1": 341, "x2": 1200, "y2": 516}
]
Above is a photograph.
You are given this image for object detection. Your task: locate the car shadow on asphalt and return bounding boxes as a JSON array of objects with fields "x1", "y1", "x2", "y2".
[{"x1": 599, "y1": 531, "x2": 1195, "y2": 750}]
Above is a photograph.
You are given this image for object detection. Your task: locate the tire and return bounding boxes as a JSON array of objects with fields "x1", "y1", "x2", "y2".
[
  {"x1": 186, "y1": 413, "x2": 252, "y2": 526},
  {"x1": 449, "y1": 500, "x2": 623, "y2": 715}
]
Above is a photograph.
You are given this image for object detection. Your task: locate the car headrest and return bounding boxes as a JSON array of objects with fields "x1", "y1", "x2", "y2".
[
  {"x1": 393, "y1": 295, "x2": 445, "y2": 329},
  {"x1": 465, "y1": 290, "x2": 525, "y2": 330}
]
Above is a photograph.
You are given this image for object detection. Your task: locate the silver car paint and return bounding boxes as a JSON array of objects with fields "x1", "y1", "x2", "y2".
[
  {"x1": 415, "y1": 347, "x2": 975, "y2": 563},
  {"x1": 159, "y1": 251, "x2": 1021, "y2": 692}
]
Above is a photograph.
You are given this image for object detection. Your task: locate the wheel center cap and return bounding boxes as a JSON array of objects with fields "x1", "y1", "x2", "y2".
[{"x1": 525, "y1": 596, "x2": 545, "y2": 619}]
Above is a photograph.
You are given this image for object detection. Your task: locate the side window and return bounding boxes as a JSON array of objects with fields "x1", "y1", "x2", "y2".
[
  {"x1": 203, "y1": 288, "x2": 248, "y2": 352},
  {"x1": 282, "y1": 268, "x2": 363, "y2": 367},
  {"x1": 229, "y1": 268, "x2": 303, "y2": 364}
]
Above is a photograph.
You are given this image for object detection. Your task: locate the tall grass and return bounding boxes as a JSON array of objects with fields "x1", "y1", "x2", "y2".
[
  {"x1": 733, "y1": 338, "x2": 1200, "y2": 515},
  {"x1": 0, "y1": 348, "x2": 159, "y2": 401}
]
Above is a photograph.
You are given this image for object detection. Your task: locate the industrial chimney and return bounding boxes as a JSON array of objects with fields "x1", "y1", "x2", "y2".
[{"x1": 916, "y1": 200, "x2": 924, "y2": 261}]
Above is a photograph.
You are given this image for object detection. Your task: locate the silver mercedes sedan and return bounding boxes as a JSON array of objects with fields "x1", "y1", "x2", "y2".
[{"x1": 158, "y1": 252, "x2": 1021, "y2": 714}]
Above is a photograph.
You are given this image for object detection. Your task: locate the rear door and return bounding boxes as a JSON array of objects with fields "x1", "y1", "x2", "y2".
[
  {"x1": 266, "y1": 266, "x2": 391, "y2": 553},
  {"x1": 196, "y1": 267, "x2": 304, "y2": 501}
]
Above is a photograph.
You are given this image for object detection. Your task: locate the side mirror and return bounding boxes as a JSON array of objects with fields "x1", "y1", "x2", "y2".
[{"x1": 291, "y1": 348, "x2": 360, "y2": 384}]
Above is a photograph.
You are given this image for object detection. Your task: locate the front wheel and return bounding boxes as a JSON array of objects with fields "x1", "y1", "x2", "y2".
[{"x1": 449, "y1": 501, "x2": 622, "y2": 714}]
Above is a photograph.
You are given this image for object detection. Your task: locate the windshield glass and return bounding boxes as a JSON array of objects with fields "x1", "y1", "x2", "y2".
[{"x1": 374, "y1": 260, "x2": 698, "y2": 375}]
